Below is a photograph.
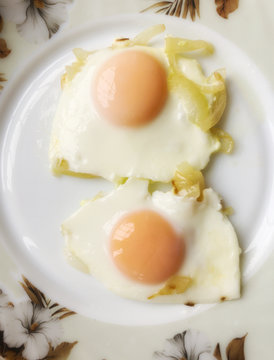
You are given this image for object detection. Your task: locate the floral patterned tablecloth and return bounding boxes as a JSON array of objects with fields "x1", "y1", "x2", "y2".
[{"x1": 0, "y1": 1, "x2": 274, "y2": 359}]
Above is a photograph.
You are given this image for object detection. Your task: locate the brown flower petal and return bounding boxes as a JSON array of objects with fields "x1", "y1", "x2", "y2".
[
  {"x1": 215, "y1": 0, "x2": 239, "y2": 19},
  {"x1": 0, "y1": 14, "x2": 3, "y2": 33},
  {"x1": 140, "y1": 2, "x2": 173, "y2": 14},
  {"x1": 47, "y1": 341, "x2": 78, "y2": 359},
  {"x1": 214, "y1": 343, "x2": 223, "y2": 360},
  {"x1": 0, "y1": 73, "x2": 6, "y2": 82},
  {"x1": 0, "y1": 72, "x2": 6, "y2": 90},
  {"x1": 0, "y1": 38, "x2": 11, "y2": 58},
  {"x1": 20, "y1": 275, "x2": 47, "y2": 307},
  {"x1": 226, "y1": 334, "x2": 247, "y2": 360},
  {"x1": 183, "y1": 0, "x2": 200, "y2": 20},
  {"x1": 141, "y1": 0, "x2": 199, "y2": 21},
  {"x1": 2, "y1": 348, "x2": 24, "y2": 359},
  {"x1": 34, "y1": 0, "x2": 45, "y2": 9},
  {"x1": 183, "y1": 0, "x2": 200, "y2": 21}
]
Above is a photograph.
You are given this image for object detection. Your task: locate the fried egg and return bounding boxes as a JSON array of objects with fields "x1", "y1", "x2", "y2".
[
  {"x1": 49, "y1": 25, "x2": 229, "y2": 183},
  {"x1": 62, "y1": 178, "x2": 241, "y2": 303}
]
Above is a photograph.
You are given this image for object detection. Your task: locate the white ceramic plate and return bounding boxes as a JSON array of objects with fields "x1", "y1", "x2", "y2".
[{"x1": 0, "y1": 14, "x2": 274, "y2": 326}]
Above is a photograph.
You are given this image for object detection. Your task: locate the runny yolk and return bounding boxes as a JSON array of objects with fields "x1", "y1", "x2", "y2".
[
  {"x1": 92, "y1": 50, "x2": 168, "y2": 127},
  {"x1": 110, "y1": 210, "x2": 184, "y2": 284}
]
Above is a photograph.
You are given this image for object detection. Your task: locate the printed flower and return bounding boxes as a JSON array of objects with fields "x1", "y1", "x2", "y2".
[
  {"x1": 141, "y1": 0, "x2": 239, "y2": 20},
  {"x1": 0, "y1": 0, "x2": 72, "y2": 44},
  {"x1": 154, "y1": 329, "x2": 216, "y2": 360},
  {"x1": 0, "y1": 300, "x2": 62, "y2": 360}
]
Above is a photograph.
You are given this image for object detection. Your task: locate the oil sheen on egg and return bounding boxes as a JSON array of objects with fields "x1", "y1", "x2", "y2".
[
  {"x1": 49, "y1": 44, "x2": 220, "y2": 182},
  {"x1": 62, "y1": 179, "x2": 241, "y2": 303}
]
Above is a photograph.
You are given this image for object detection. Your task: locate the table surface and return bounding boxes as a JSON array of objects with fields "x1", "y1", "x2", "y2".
[{"x1": 0, "y1": 1, "x2": 274, "y2": 359}]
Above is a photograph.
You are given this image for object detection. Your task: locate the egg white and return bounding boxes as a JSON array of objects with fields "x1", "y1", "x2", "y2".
[
  {"x1": 49, "y1": 45, "x2": 220, "y2": 182},
  {"x1": 62, "y1": 179, "x2": 241, "y2": 303}
]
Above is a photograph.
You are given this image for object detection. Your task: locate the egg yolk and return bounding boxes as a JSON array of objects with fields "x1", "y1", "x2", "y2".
[
  {"x1": 93, "y1": 50, "x2": 168, "y2": 127},
  {"x1": 110, "y1": 210, "x2": 184, "y2": 284}
]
